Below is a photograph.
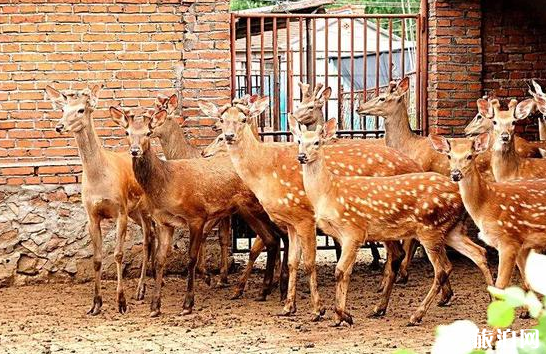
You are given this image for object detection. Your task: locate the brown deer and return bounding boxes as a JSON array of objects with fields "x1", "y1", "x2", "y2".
[
  {"x1": 529, "y1": 79, "x2": 546, "y2": 141},
  {"x1": 45, "y1": 85, "x2": 155, "y2": 315},
  {"x1": 204, "y1": 98, "x2": 492, "y2": 323},
  {"x1": 109, "y1": 107, "x2": 288, "y2": 317},
  {"x1": 467, "y1": 94, "x2": 546, "y2": 157},
  {"x1": 486, "y1": 98, "x2": 546, "y2": 182},
  {"x1": 154, "y1": 93, "x2": 283, "y2": 297},
  {"x1": 430, "y1": 132, "x2": 546, "y2": 292},
  {"x1": 293, "y1": 118, "x2": 493, "y2": 326},
  {"x1": 291, "y1": 82, "x2": 331, "y2": 130}
]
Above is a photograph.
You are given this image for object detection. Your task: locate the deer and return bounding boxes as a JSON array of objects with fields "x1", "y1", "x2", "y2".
[
  {"x1": 528, "y1": 79, "x2": 546, "y2": 141},
  {"x1": 485, "y1": 98, "x2": 546, "y2": 182},
  {"x1": 203, "y1": 97, "x2": 492, "y2": 324},
  {"x1": 154, "y1": 93, "x2": 284, "y2": 298},
  {"x1": 292, "y1": 118, "x2": 494, "y2": 326},
  {"x1": 467, "y1": 95, "x2": 546, "y2": 158},
  {"x1": 45, "y1": 85, "x2": 155, "y2": 315},
  {"x1": 109, "y1": 106, "x2": 289, "y2": 317},
  {"x1": 430, "y1": 132, "x2": 546, "y2": 295}
]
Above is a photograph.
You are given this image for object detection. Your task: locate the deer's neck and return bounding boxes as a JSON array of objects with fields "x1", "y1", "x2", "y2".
[
  {"x1": 384, "y1": 103, "x2": 418, "y2": 151},
  {"x1": 73, "y1": 116, "x2": 106, "y2": 178},
  {"x1": 301, "y1": 152, "x2": 334, "y2": 207},
  {"x1": 157, "y1": 119, "x2": 201, "y2": 160},
  {"x1": 458, "y1": 165, "x2": 492, "y2": 226},
  {"x1": 226, "y1": 125, "x2": 265, "y2": 184},
  {"x1": 132, "y1": 148, "x2": 169, "y2": 200},
  {"x1": 491, "y1": 140, "x2": 520, "y2": 182}
]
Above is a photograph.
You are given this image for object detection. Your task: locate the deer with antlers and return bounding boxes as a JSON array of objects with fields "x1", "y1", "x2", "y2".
[
  {"x1": 45, "y1": 85, "x2": 155, "y2": 315},
  {"x1": 484, "y1": 98, "x2": 546, "y2": 182},
  {"x1": 528, "y1": 79, "x2": 546, "y2": 142},
  {"x1": 430, "y1": 132, "x2": 546, "y2": 292},
  {"x1": 292, "y1": 118, "x2": 493, "y2": 325},
  {"x1": 154, "y1": 93, "x2": 285, "y2": 298},
  {"x1": 204, "y1": 97, "x2": 492, "y2": 324},
  {"x1": 109, "y1": 106, "x2": 289, "y2": 316}
]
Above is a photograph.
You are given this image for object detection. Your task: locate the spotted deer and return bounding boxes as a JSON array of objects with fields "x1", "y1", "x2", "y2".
[
  {"x1": 528, "y1": 79, "x2": 546, "y2": 141},
  {"x1": 485, "y1": 98, "x2": 546, "y2": 182},
  {"x1": 45, "y1": 85, "x2": 155, "y2": 315},
  {"x1": 154, "y1": 93, "x2": 283, "y2": 298},
  {"x1": 467, "y1": 94, "x2": 546, "y2": 157},
  {"x1": 291, "y1": 82, "x2": 331, "y2": 130},
  {"x1": 203, "y1": 98, "x2": 491, "y2": 323},
  {"x1": 293, "y1": 118, "x2": 493, "y2": 326},
  {"x1": 430, "y1": 132, "x2": 546, "y2": 292},
  {"x1": 109, "y1": 107, "x2": 288, "y2": 317}
]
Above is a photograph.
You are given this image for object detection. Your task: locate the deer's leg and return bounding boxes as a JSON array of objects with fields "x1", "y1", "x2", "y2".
[
  {"x1": 150, "y1": 223, "x2": 174, "y2": 317},
  {"x1": 299, "y1": 225, "x2": 324, "y2": 321},
  {"x1": 258, "y1": 235, "x2": 279, "y2": 302},
  {"x1": 182, "y1": 220, "x2": 206, "y2": 315},
  {"x1": 495, "y1": 243, "x2": 518, "y2": 289},
  {"x1": 217, "y1": 217, "x2": 231, "y2": 287},
  {"x1": 397, "y1": 239, "x2": 418, "y2": 284},
  {"x1": 280, "y1": 225, "x2": 301, "y2": 316},
  {"x1": 445, "y1": 224, "x2": 494, "y2": 287},
  {"x1": 334, "y1": 239, "x2": 342, "y2": 261},
  {"x1": 114, "y1": 211, "x2": 128, "y2": 314},
  {"x1": 278, "y1": 231, "x2": 289, "y2": 301},
  {"x1": 370, "y1": 241, "x2": 405, "y2": 318},
  {"x1": 409, "y1": 240, "x2": 452, "y2": 326},
  {"x1": 332, "y1": 238, "x2": 359, "y2": 327},
  {"x1": 232, "y1": 235, "x2": 264, "y2": 300},
  {"x1": 87, "y1": 215, "x2": 103, "y2": 316},
  {"x1": 136, "y1": 213, "x2": 153, "y2": 301},
  {"x1": 516, "y1": 247, "x2": 531, "y2": 318},
  {"x1": 369, "y1": 242, "x2": 381, "y2": 270}
]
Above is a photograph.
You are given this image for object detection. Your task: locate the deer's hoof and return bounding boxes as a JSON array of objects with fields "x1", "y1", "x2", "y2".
[
  {"x1": 368, "y1": 307, "x2": 386, "y2": 318},
  {"x1": 334, "y1": 308, "x2": 353, "y2": 326},
  {"x1": 136, "y1": 284, "x2": 146, "y2": 301},
  {"x1": 181, "y1": 308, "x2": 193, "y2": 316},
  {"x1": 230, "y1": 288, "x2": 244, "y2": 300},
  {"x1": 311, "y1": 307, "x2": 326, "y2": 322},
  {"x1": 150, "y1": 310, "x2": 161, "y2": 318},
  {"x1": 278, "y1": 305, "x2": 296, "y2": 317},
  {"x1": 407, "y1": 315, "x2": 422, "y2": 326},
  {"x1": 87, "y1": 296, "x2": 102, "y2": 316},
  {"x1": 255, "y1": 294, "x2": 268, "y2": 302},
  {"x1": 396, "y1": 274, "x2": 409, "y2": 284}
]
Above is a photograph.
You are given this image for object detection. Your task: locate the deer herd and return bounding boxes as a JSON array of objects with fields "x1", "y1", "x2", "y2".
[{"x1": 43, "y1": 77, "x2": 546, "y2": 327}]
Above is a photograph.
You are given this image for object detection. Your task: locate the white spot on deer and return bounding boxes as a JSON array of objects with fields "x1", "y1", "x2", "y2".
[
  {"x1": 348, "y1": 165, "x2": 354, "y2": 171},
  {"x1": 367, "y1": 157, "x2": 373, "y2": 164},
  {"x1": 509, "y1": 206, "x2": 515, "y2": 212},
  {"x1": 414, "y1": 208, "x2": 420, "y2": 215},
  {"x1": 333, "y1": 169, "x2": 340, "y2": 175},
  {"x1": 430, "y1": 175, "x2": 437, "y2": 181},
  {"x1": 286, "y1": 193, "x2": 294, "y2": 200},
  {"x1": 500, "y1": 204, "x2": 507, "y2": 211},
  {"x1": 282, "y1": 165, "x2": 287, "y2": 170},
  {"x1": 272, "y1": 172, "x2": 278, "y2": 179},
  {"x1": 298, "y1": 190, "x2": 305, "y2": 196},
  {"x1": 422, "y1": 202, "x2": 429, "y2": 210}
]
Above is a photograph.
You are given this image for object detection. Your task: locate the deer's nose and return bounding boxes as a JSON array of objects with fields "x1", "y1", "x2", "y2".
[
  {"x1": 55, "y1": 123, "x2": 64, "y2": 133},
  {"x1": 500, "y1": 133, "x2": 510, "y2": 142},
  {"x1": 224, "y1": 133, "x2": 235, "y2": 142},
  {"x1": 130, "y1": 147, "x2": 140, "y2": 157},
  {"x1": 450, "y1": 169, "x2": 463, "y2": 182},
  {"x1": 297, "y1": 153, "x2": 308, "y2": 164}
]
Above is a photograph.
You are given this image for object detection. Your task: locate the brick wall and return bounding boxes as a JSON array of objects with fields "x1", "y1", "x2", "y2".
[
  {"x1": 0, "y1": 0, "x2": 230, "y2": 186},
  {"x1": 482, "y1": 0, "x2": 546, "y2": 100},
  {"x1": 427, "y1": 0, "x2": 482, "y2": 135}
]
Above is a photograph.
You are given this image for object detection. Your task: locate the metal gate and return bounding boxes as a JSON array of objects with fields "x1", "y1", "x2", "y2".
[{"x1": 230, "y1": 9, "x2": 428, "y2": 252}]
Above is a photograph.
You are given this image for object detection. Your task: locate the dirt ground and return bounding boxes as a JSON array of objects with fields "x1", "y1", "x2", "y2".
[{"x1": 0, "y1": 250, "x2": 536, "y2": 354}]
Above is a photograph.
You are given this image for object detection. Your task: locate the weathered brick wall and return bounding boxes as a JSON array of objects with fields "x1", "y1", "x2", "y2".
[
  {"x1": 427, "y1": 0, "x2": 482, "y2": 135},
  {"x1": 0, "y1": 0, "x2": 230, "y2": 186},
  {"x1": 482, "y1": 0, "x2": 546, "y2": 101}
]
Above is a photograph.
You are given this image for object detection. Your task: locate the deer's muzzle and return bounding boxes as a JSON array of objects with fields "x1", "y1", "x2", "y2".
[
  {"x1": 297, "y1": 153, "x2": 308, "y2": 164},
  {"x1": 55, "y1": 123, "x2": 65, "y2": 133},
  {"x1": 450, "y1": 169, "x2": 463, "y2": 182}
]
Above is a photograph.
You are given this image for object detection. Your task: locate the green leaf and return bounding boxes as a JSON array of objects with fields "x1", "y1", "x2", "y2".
[
  {"x1": 503, "y1": 287, "x2": 527, "y2": 307},
  {"x1": 524, "y1": 291, "x2": 543, "y2": 318},
  {"x1": 488, "y1": 300, "x2": 516, "y2": 327},
  {"x1": 392, "y1": 350, "x2": 416, "y2": 354},
  {"x1": 469, "y1": 350, "x2": 487, "y2": 354},
  {"x1": 534, "y1": 314, "x2": 546, "y2": 341},
  {"x1": 488, "y1": 286, "x2": 507, "y2": 300}
]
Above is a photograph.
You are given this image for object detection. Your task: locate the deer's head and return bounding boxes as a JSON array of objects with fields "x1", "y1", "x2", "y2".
[
  {"x1": 482, "y1": 98, "x2": 534, "y2": 151},
  {"x1": 357, "y1": 77, "x2": 409, "y2": 117},
  {"x1": 199, "y1": 96, "x2": 269, "y2": 145},
  {"x1": 292, "y1": 82, "x2": 331, "y2": 127},
  {"x1": 45, "y1": 85, "x2": 102, "y2": 134},
  {"x1": 464, "y1": 96, "x2": 495, "y2": 136},
  {"x1": 289, "y1": 114, "x2": 336, "y2": 165},
  {"x1": 201, "y1": 133, "x2": 227, "y2": 158},
  {"x1": 151, "y1": 93, "x2": 178, "y2": 139},
  {"x1": 529, "y1": 79, "x2": 546, "y2": 116},
  {"x1": 109, "y1": 106, "x2": 167, "y2": 158},
  {"x1": 429, "y1": 133, "x2": 490, "y2": 182}
]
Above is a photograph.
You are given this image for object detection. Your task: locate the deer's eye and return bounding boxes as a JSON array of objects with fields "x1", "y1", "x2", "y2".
[
  {"x1": 493, "y1": 120, "x2": 497, "y2": 125},
  {"x1": 241, "y1": 117, "x2": 247, "y2": 123},
  {"x1": 219, "y1": 118, "x2": 224, "y2": 124},
  {"x1": 146, "y1": 131, "x2": 152, "y2": 136},
  {"x1": 219, "y1": 137, "x2": 224, "y2": 141},
  {"x1": 78, "y1": 108, "x2": 85, "y2": 114},
  {"x1": 379, "y1": 97, "x2": 385, "y2": 102},
  {"x1": 512, "y1": 121, "x2": 516, "y2": 126},
  {"x1": 314, "y1": 141, "x2": 320, "y2": 146},
  {"x1": 467, "y1": 155, "x2": 472, "y2": 160},
  {"x1": 447, "y1": 155, "x2": 451, "y2": 160},
  {"x1": 125, "y1": 131, "x2": 129, "y2": 136}
]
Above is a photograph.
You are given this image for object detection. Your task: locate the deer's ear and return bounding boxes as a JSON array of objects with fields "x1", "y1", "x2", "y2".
[
  {"x1": 476, "y1": 98, "x2": 493, "y2": 118},
  {"x1": 532, "y1": 79, "x2": 544, "y2": 96},
  {"x1": 166, "y1": 94, "x2": 178, "y2": 114},
  {"x1": 428, "y1": 134, "x2": 451, "y2": 154},
  {"x1": 319, "y1": 87, "x2": 332, "y2": 103},
  {"x1": 45, "y1": 85, "x2": 67, "y2": 109},
  {"x1": 395, "y1": 77, "x2": 410, "y2": 96},
  {"x1": 109, "y1": 106, "x2": 129, "y2": 128},
  {"x1": 535, "y1": 96, "x2": 546, "y2": 115},
  {"x1": 199, "y1": 101, "x2": 220, "y2": 117},
  {"x1": 150, "y1": 110, "x2": 168, "y2": 130},
  {"x1": 288, "y1": 113, "x2": 302, "y2": 139},
  {"x1": 321, "y1": 118, "x2": 337, "y2": 140},
  {"x1": 250, "y1": 96, "x2": 269, "y2": 117},
  {"x1": 473, "y1": 132, "x2": 490, "y2": 154},
  {"x1": 515, "y1": 99, "x2": 534, "y2": 120},
  {"x1": 89, "y1": 84, "x2": 103, "y2": 108}
]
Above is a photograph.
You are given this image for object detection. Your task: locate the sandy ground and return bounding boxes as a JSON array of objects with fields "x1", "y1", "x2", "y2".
[{"x1": 0, "y1": 250, "x2": 536, "y2": 354}]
